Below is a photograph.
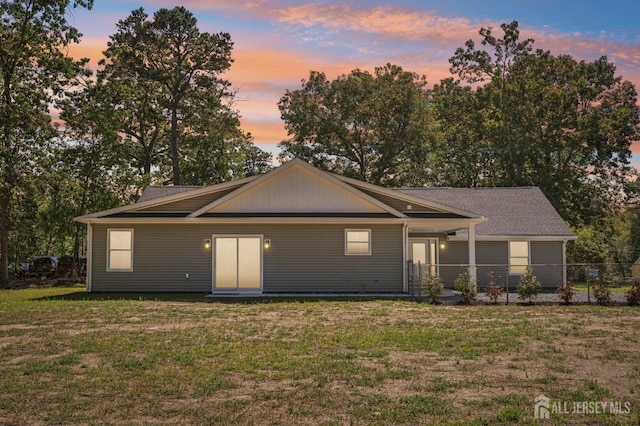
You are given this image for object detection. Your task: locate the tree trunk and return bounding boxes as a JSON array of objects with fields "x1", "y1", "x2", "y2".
[{"x1": 170, "y1": 107, "x2": 180, "y2": 185}]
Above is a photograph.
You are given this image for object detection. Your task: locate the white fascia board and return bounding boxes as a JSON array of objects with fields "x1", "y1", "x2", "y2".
[
  {"x1": 446, "y1": 234, "x2": 576, "y2": 241},
  {"x1": 74, "y1": 217, "x2": 412, "y2": 225},
  {"x1": 74, "y1": 176, "x2": 258, "y2": 221}
]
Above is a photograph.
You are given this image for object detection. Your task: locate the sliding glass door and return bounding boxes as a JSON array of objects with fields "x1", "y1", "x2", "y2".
[{"x1": 214, "y1": 236, "x2": 262, "y2": 291}]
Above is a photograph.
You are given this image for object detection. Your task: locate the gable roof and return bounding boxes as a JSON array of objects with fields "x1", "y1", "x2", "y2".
[
  {"x1": 77, "y1": 159, "x2": 482, "y2": 222},
  {"x1": 398, "y1": 187, "x2": 573, "y2": 237},
  {"x1": 76, "y1": 159, "x2": 571, "y2": 240},
  {"x1": 187, "y1": 159, "x2": 407, "y2": 218}
]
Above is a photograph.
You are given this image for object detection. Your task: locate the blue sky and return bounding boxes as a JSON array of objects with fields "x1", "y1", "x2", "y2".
[{"x1": 68, "y1": 0, "x2": 640, "y2": 162}]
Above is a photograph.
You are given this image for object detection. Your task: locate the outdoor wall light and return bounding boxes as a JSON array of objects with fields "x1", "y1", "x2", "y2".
[
  {"x1": 204, "y1": 238, "x2": 211, "y2": 249},
  {"x1": 440, "y1": 241, "x2": 446, "y2": 250},
  {"x1": 264, "y1": 239, "x2": 271, "y2": 250}
]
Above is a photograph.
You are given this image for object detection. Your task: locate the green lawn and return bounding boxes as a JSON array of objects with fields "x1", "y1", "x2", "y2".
[
  {"x1": 1, "y1": 286, "x2": 639, "y2": 425},
  {"x1": 573, "y1": 283, "x2": 632, "y2": 294}
]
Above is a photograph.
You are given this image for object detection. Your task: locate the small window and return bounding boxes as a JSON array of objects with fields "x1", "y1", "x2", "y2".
[
  {"x1": 108, "y1": 229, "x2": 133, "y2": 271},
  {"x1": 509, "y1": 241, "x2": 529, "y2": 274},
  {"x1": 345, "y1": 229, "x2": 371, "y2": 255}
]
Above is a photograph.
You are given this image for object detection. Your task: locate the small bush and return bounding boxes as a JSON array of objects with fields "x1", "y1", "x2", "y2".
[
  {"x1": 557, "y1": 280, "x2": 575, "y2": 305},
  {"x1": 485, "y1": 270, "x2": 503, "y2": 304},
  {"x1": 593, "y1": 280, "x2": 612, "y2": 305},
  {"x1": 626, "y1": 280, "x2": 640, "y2": 306},
  {"x1": 517, "y1": 267, "x2": 541, "y2": 303},
  {"x1": 454, "y1": 268, "x2": 476, "y2": 304},
  {"x1": 421, "y1": 275, "x2": 443, "y2": 304}
]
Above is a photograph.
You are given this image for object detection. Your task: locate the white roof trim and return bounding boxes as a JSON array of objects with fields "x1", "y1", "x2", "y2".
[
  {"x1": 75, "y1": 175, "x2": 259, "y2": 220},
  {"x1": 331, "y1": 173, "x2": 484, "y2": 219},
  {"x1": 188, "y1": 158, "x2": 408, "y2": 218},
  {"x1": 76, "y1": 217, "x2": 413, "y2": 225},
  {"x1": 447, "y1": 235, "x2": 576, "y2": 241}
]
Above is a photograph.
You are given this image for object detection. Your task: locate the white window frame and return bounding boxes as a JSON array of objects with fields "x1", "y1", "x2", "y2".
[
  {"x1": 107, "y1": 229, "x2": 134, "y2": 272},
  {"x1": 345, "y1": 229, "x2": 371, "y2": 256},
  {"x1": 509, "y1": 240, "x2": 530, "y2": 275}
]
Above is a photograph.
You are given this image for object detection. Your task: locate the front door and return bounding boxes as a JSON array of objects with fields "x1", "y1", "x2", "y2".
[
  {"x1": 410, "y1": 238, "x2": 438, "y2": 277},
  {"x1": 213, "y1": 235, "x2": 262, "y2": 292}
]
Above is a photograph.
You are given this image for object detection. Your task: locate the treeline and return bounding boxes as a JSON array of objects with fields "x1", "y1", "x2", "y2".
[
  {"x1": 0, "y1": 2, "x2": 271, "y2": 284},
  {"x1": 278, "y1": 22, "x2": 640, "y2": 265},
  {"x1": 1, "y1": 3, "x2": 639, "y2": 285}
]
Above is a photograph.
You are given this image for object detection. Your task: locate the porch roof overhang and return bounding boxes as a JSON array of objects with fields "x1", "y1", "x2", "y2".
[{"x1": 406, "y1": 217, "x2": 487, "y2": 234}]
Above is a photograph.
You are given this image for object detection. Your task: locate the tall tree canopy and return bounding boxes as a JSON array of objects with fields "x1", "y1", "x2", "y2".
[
  {"x1": 444, "y1": 20, "x2": 640, "y2": 226},
  {"x1": 278, "y1": 64, "x2": 433, "y2": 186},
  {"x1": 0, "y1": 0, "x2": 93, "y2": 286},
  {"x1": 95, "y1": 6, "x2": 269, "y2": 186}
]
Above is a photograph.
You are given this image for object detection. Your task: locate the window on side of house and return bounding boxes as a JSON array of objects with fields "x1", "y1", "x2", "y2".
[
  {"x1": 509, "y1": 241, "x2": 529, "y2": 274},
  {"x1": 345, "y1": 229, "x2": 371, "y2": 255},
  {"x1": 108, "y1": 229, "x2": 134, "y2": 271}
]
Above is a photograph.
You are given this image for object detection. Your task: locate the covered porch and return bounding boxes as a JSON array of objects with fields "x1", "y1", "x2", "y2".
[{"x1": 404, "y1": 218, "x2": 485, "y2": 292}]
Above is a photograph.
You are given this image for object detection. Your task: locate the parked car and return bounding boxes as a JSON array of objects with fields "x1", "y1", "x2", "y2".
[
  {"x1": 29, "y1": 256, "x2": 58, "y2": 278},
  {"x1": 57, "y1": 256, "x2": 87, "y2": 277},
  {"x1": 8, "y1": 261, "x2": 29, "y2": 277}
]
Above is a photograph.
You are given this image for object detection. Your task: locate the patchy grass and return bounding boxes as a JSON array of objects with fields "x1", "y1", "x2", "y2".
[
  {"x1": 0, "y1": 287, "x2": 639, "y2": 425},
  {"x1": 573, "y1": 283, "x2": 631, "y2": 294}
]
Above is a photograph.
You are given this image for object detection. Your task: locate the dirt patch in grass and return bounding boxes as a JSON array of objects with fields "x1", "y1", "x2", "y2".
[{"x1": 0, "y1": 289, "x2": 639, "y2": 425}]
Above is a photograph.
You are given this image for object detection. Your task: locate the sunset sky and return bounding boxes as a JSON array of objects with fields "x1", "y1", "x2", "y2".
[{"x1": 67, "y1": 0, "x2": 640, "y2": 165}]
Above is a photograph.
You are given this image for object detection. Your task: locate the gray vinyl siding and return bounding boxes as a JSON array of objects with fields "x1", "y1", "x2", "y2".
[
  {"x1": 135, "y1": 189, "x2": 236, "y2": 213},
  {"x1": 90, "y1": 223, "x2": 404, "y2": 293},
  {"x1": 439, "y1": 241, "x2": 508, "y2": 288},
  {"x1": 530, "y1": 241, "x2": 564, "y2": 288},
  {"x1": 438, "y1": 240, "x2": 563, "y2": 289}
]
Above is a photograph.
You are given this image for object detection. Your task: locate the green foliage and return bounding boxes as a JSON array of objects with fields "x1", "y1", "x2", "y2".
[
  {"x1": 278, "y1": 64, "x2": 433, "y2": 186},
  {"x1": 496, "y1": 407, "x2": 522, "y2": 422},
  {"x1": 0, "y1": 0, "x2": 93, "y2": 286},
  {"x1": 96, "y1": 6, "x2": 270, "y2": 186},
  {"x1": 445, "y1": 21, "x2": 639, "y2": 227},
  {"x1": 454, "y1": 267, "x2": 476, "y2": 304},
  {"x1": 625, "y1": 280, "x2": 640, "y2": 306},
  {"x1": 420, "y1": 275, "x2": 444, "y2": 304},
  {"x1": 516, "y1": 267, "x2": 541, "y2": 303},
  {"x1": 628, "y1": 207, "x2": 640, "y2": 262}
]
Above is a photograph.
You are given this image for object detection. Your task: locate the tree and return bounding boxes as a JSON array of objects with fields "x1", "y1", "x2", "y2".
[
  {"x1": 0, "y1": 0, "x2": 93, "y2": 286},
  {"x1": 429, "y1": 78, "x2": 488, "y2": 187},
  {"x1": 278, "y1": 64, "x2": 433, "y2": 186},
  {"x1": 444, "y1": 21, "x2": 639, "y2": 226},
  {"x1": 102, "y1": 7, "x2": 235, "y2": 185}
]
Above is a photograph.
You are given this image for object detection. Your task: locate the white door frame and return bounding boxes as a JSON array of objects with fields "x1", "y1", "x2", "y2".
[
  {"x1": 409, "y1": 237, "x2": 440, "y2": 277},
  {"x1": 212, "y1": 234, "x2": 263, "y2": 294}
]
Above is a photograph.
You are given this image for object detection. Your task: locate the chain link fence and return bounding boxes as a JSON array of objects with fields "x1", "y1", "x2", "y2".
[{"x1": 408, "y1": 262, "x2": 636, "y2": 303}]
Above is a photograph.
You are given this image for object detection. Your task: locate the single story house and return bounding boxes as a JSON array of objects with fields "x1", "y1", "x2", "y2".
[{"x1": 76, "y1": 158, "x2": 574, "y2": 294}]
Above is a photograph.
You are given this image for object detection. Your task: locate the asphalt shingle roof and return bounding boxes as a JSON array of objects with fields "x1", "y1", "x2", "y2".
[
  {"x1": 137, "y1": 184, "x2": 573, "y2": 238},
  {"x1": 137, "y1": 186, "x2": 201, "y2": 202},
  {"x1": 396, "y1": 187, "x2": 573, "y2": 237}
]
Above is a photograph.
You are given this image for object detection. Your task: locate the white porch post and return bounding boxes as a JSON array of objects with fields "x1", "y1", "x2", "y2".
[
  {"x1": 468, "y1": 222, "x2": 477, "y2": 289},
  {"x1": 562, "y1": 239, "x2": 567, "y2": 287},
  {"x1": 402, "y1": 221, "x2": 408, "y2": 293}
]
